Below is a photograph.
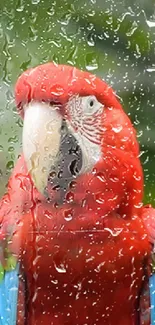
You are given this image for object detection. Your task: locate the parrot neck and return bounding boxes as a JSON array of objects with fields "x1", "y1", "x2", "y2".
[{"x1": 8, "y1": 152, "x2": 143, "y2": 221}]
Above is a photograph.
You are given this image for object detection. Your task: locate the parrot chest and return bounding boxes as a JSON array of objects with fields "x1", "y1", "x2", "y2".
[{"x1": 20, "y1": 205, "x2": 150, "y2": 325}]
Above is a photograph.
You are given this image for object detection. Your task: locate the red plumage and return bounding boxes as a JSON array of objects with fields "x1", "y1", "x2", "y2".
[{"x1": 0, "y1": 63, "x2": 154, "y2": 324}]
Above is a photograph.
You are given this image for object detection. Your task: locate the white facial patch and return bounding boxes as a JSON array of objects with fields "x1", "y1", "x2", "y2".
[
  {"x1": 71, "y1": 127, "x2": 101, "y2": 173},
  {"x1": 66, "y1": 95, "x2": 103, "y2": 173}
]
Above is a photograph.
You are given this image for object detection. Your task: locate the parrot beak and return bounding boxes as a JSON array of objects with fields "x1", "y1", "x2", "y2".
[{"x1": 22, "y1": 101, "x2": 62, "y2": 194}]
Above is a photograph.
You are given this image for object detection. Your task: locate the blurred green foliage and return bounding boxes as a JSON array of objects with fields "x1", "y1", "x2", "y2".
[{"x1": 0, "y1": 0, "x2": 155, "y2": 205}]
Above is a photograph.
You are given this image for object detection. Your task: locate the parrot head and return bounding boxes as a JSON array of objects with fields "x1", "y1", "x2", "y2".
[{"x1": 15, "y1": 62, "x2": 143, "y2": 218}]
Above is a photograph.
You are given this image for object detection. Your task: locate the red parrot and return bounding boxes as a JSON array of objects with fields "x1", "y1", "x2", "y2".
[{"x1": 0, "y1": 62, "x2": 154, "y2": 325}]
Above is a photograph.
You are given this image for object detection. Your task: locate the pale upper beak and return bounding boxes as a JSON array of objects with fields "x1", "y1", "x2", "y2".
[
  {"x1": 22, "y1": 100, "x2": 101, "y2": 195},
  {"x1": 22, "y1": 101, "x2": 62, "y2": 193}
]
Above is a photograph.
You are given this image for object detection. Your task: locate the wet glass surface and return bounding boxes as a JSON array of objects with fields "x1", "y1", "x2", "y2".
[{"x1": 0, "y1": 1, "x2": 155, "y2": 324}]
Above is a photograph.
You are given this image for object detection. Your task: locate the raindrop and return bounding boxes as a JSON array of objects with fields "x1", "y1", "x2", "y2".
[
  {"x1": 10, "y1": 287, "x2": 18, "y2": 292},
  {"x1": 133, "y1": 174, "x2": 141, "y2": 181},
  {"x1": 104, "y1": 227, "x2": 123, "y2": 237},
  {"x1": 137, "y1": 130, "x2": 143, "y2": 138},
  {"x1": 8, "y1": 135, "x2": 18, "y2": 144},
  {"x1": 64, "y1": 209, "x2": 73, "y2": 221},
  {"x1": 146, "y1": 19, "x2": 155, "y2": 28},
  {"x1": 47, "y1": 7, "x2": 55, "y2": 17},
  {"x1": 16, "y1": 118, "x2": 23, "y2": 128},
  {"x1": 6, "y1": 160, "x2": 14, "y2": 171},
  {"x1": 53, "y1": 261, "x2": 67, "y2": 274},
  {"x1": 31, "y1": 0, "x2": 40, "y2": 4},
  {"x1": 112, "y1": 125, "x2": 123, "y2": 133},
  {"x1": 126, "y1": 21, "x2": 138, "y2": 37},
  {"x1": 146, "y1": 67, "x2": 155, "y2": 73},
  {"x1": 16, "y1": 0, "x2": 24, "y2": 12},
  {"x1": 134, "y1": 202, "x2": 143, "y2": 209},
  {"x1": 85, "y1": 53, "x2": 98, "y2": 71},
  {"x1": 51, "y1": 279, "x2": 58, "y2": 285},
  {"x1": 8, "y1": 146, "x2": 14, "y2": 153},
  {"x1": 95, "y1": 262, "x2": 105, "y2": 273},
  {"x1": 65, "y1": 191, "x2": 74, "y2": 203},
  {"x1": 69, "y1": 159, "x2": 79, "y2": 176},
  {"x1": 134, "y1": 116, "x2": 140, "y2": 126}
]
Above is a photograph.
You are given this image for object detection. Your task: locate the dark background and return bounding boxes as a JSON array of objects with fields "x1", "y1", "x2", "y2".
[{"x1": 0, "y1": 0, "x2": 155, "y2": 205}]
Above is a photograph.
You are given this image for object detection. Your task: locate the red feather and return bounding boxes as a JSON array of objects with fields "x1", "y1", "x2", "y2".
[{"x1": 0, "y1": 63, "x2": 154, "y2": 324}]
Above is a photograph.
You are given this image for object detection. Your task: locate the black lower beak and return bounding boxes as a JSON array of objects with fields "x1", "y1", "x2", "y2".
[{"x1": 47, "y1": 127, "x2": 82, "y2": 203}]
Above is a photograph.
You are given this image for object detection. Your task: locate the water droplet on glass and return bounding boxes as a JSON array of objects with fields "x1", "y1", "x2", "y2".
[
  {"x1": 104, "y1": 227, "x2": 123, "y2": 237},
  {"x1": 112, "y1": 125, "x2": 123, "y2": 133},
  {"x1": 8, "y1": 146, "x2": 14, "y2": 153},
  {"x1": 146, "y1": 67, "x2": 155, "y2": 73},
  {"x1": 8, "y1": 135, "x2": 18, "y2": 144},
  {"x1": 146, "y1": 19, "x2": 155, "y2": 28},
  {"x1": 64, "y1": 209, "x2": 73, "y2": 221},
  {"x1": 6, "y1": 160, "x2": 14, "y2": 171},
  {"x1": 95, "y1": 262, "x2": 105, "y2": 273},
  {"x1": 53, "y1": 261, "x2": 67, "y2": 274},
  {"x1": 31, "y1": 0, "x2": 40, "y2": 4},
  {"x1": 85, "y1": 53, "x2": 98, "y2": 71}
]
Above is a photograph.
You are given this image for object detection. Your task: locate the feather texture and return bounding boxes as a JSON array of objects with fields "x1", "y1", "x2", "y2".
[
  {"x1": 0, "y1": 264, "x2": 19, "y2": 325},
  {"x1": 150, "y1": 274, "x2": 155, "y2": 324}
]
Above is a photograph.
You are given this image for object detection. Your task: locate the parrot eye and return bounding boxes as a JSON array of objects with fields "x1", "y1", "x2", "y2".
[
  {"x1": 82, "y1": 95, "x2": 103, "y2": 114},
  {"x1": 89, "y1": 99, "x2": 95, "y2": 107}
]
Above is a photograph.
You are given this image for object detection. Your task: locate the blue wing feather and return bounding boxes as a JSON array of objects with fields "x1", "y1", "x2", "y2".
[
  {"x1": 0, "y1": 263, "x2": 19, "y2": 325},
  {"x1": 150, "y1": 274, "x2": 155, "y2": 324}
]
